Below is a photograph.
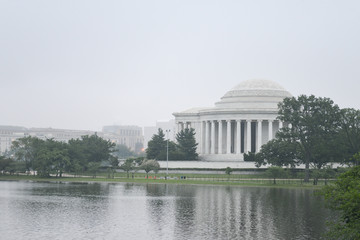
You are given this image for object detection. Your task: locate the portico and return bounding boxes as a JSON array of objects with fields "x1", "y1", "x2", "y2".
[{"x1": 173, "y1": 79, "x2": 292, "y2": 161}]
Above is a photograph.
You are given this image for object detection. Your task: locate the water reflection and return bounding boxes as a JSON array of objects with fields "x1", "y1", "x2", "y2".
[{"x1": 0, "y1": 181, "x2": 333, "y2": 240}]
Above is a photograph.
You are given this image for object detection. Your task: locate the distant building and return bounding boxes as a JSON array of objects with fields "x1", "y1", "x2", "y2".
[
  {"x1": 27, "y1": 128, "x2": 94, "y2": 142},
  {"x1": 143, "y1": 119, "x2": 176, "y2": 149},
  {"x1": 0, "y1": 126, "x2": 27, "y2": 153},
  {"x1": 0, "y1": 125, "x2": 144, "y2": 154},
  {"x1": 102, "y1": 125, "x2": 144, "y2": 152},
  {"x1": 0, "y1": 126, "x2": 95, "y2": 154}
]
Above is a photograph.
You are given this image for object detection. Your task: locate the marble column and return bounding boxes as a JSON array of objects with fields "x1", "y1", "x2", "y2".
[
  {"x1": 211, "y1": 121, "x2": 216, "y2": 154},
  {"x1": 246, "y1": 120, "x2": 251, "y2": 153},
  {"x1": 236, "y1": 120, "x2": 241, "y2": 154},
  {"x1": 218, "y1": 120, "x2": 223, "y2": 154},
  {"x1": 205, "y1": 121, "x2": 210, "y2": 154},
  {"x1": 201, "y1": 121, "x2": 205, "y2": 154},
  {"x1": 177, "y1": 122, "x2": 181, "y2": 133},
  {"x1": 257, "y1": 120, "x2": 262, "y2": 152},
  {"x1": 227, "y1": 120, "x2": 231, "y2": 154},
  {"x1": 268, "y1": 120, "x2": 273, "y2": 141}
]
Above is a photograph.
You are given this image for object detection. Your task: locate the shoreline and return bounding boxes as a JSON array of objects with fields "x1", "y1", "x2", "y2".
[{"x1": 0, "y1": 174, "x2": 324, "y2": 189}]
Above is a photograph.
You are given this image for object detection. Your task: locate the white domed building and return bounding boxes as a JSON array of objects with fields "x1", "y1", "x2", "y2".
[{"x1": 173, "y1": 79, "x2": 292, "y2": 161}]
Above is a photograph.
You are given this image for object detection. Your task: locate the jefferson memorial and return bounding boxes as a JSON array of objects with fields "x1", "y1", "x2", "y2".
[{"x1": 173, "y1": 79, "x2": 292, "y2": 161}]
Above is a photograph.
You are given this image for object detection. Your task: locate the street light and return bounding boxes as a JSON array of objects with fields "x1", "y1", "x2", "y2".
[{"x1": 165, "y1": 129, "x2": 170, "y2": 179}]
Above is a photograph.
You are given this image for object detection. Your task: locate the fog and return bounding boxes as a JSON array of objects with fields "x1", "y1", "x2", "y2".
[{"x1": 1, "y1": 0, "x2": 359, "y2": 131}]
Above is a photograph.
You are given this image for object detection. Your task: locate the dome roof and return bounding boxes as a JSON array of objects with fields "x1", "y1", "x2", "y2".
[
  {"x1": 223, "y1": 79, "x2": 291, "y2": 98},
  {"x1": 215, "y1": 79, "x2": 292, "y2": 110}
]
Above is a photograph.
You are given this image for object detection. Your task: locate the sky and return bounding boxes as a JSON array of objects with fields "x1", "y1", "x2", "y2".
[{"x1": 1, "y1": 0, "x2": 360, "y2": 131}]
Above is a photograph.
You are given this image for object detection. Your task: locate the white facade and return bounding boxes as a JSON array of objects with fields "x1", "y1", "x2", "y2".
[{"x1": 173, "y1": 79, "x2": 292, "y2": 161}]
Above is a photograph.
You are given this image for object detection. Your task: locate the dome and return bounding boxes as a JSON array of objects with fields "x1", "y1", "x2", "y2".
[{"x1": 215, "y1": 79, "x2": 292, "y2": 110}]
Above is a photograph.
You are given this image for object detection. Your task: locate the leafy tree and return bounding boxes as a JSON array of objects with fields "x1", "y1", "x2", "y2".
[
  {"x1": 47, "y1": 140, "x2": 70, "y2": 177},
  {"x1": 277, "y1": 95, "x2": 341, "y2": 182},
  {"x1": 26, "y1": 139, "x2": 71, "y2": 178},
  {"x1": 244, "y1": 152, "x2": 257, "y2": 162},
  {"x1": 121, "y1": 158, "x2": 136, "y2": 178},
  {"x1": 156, "y1": 141, "x2": 185, "y2": 160},
  {"x1": 112, "y1": 144, "x2": 135, "y2": 159},
  {"x1": 140, "y1": 159, "x2": 160, "y2": 178},
  {"x1": 225, "y1": 167, "x2": 233, "y2": 175},
  {"x1": 255, "y1": 139, "x2": 301, "y2": 168},
  {"x1": 78, "y1": 135, "x2": 115, "y2": 163},
  {"x1": 176, "y1": 128, "x2": 198, "y2": 160},
  {"x1": 88, "y1": 162, "x2": 101, "y2": 178},
  {"x1": 266, "y1": 166, "x2": 286, "y2": 184},
  {"x1": 108, "y1": 155, "x2": 119, "y2": 178},
  {"x1": 321, "y1": 165, "x2": 337, "y2": 185},
  {"x1": 11, "y1": 136, "x2": 44, "y2": 171},
  {"x1": 225, "y1": 167, "x2": 232, "y2": 180},
  {"x1": 347, "y1": 152, "x2": 360, "y2": 167},
  {"x1": 321, "y1": 164, "x2": 360, "y2": 239},
  {"x1": 0, "y1": 155, "x2": 13, "y2": 173},
  {"x1": 68, "y1": 134, "x2": 115, "y2": 172},
  {"x1": 339, "y1": 108, "x2": 360, "y2": 165},
  {"x1": 146, "y1": 129, "x2": 166, "y2": 160}
]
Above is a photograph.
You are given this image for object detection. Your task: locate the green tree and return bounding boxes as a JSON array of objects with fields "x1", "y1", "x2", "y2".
[
  {"x1": 0, "y1": 155, "x2": 13, "y2": 174},
  {"x1": 140, "y1": 159, "x2": 160, "y2": 178},
  {"x1": 5, "y1": 161, "x2": 26, "y2": 175},
  {"x1": 225, "y1": 167, "x2": 233, "y2": 175},
  {"x1": 266, "y1": 166, "x2": 286, "y2": 184},
  {"x1": 68, "y1": 134, "x2": 115, "y2": 172},
  {"x1": 88, "y1": 162, "x2": 101, "y2": 178},
  {"x1": 244, "y1": 152, "x2": 257, "y2": 162},
  {"x1": 255, "y1": 139, "x2": 301, "y2": 168},
  {"x1": 108, "y1": 155, "x2": 119, "y2": 178},
  {"x1": 156, "y1": 141, "x2": 186, "y2": 160},
  {"x1": 176, "y1": 128, "x2": 198, "y2": 160},
  {"x1": 339, "y1": 108, "x2": 360, "y2": 165},
  {"x1": 146, "y1": 129, "x2": 166, "y2": 160},
  {"x1": 321, "y1": 165, "x2": 337, "y2": 185},
  {"x1": 277, "y1": 95, "x2": 341, "y2": 182},
  {"x1": 225, "y1": 167, "x2": 232, "y2": 180},
  {"x1": 47, "y1": 139, "x2": 70, "y2": 177},
  {"x1": 121, "y1": 158, "x2": 136, "y2": 178},
  {"x1": 11, "y1": 136, "x2": 44, "y2": 171},
  {"x1": 28, "y1": 139, "x2": 71, "y2": 178},
  {"x1": 321, "y1": 163, "x2": 360, "y2": 239},
  {"x1": 78, "y1": 135, "x2": 115, "y2": 163},
  {"x1": 112, "y1": 144, "x2": 135, "y2": 159}
]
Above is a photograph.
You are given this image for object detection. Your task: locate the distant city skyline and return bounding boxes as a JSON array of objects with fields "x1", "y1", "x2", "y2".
[{"x1": 1, "y1": 0, "x2": 359, "y2": 131}]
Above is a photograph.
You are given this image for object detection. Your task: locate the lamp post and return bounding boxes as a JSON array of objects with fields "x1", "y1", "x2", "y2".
[{"x1": 165, "y1": 129, "x2": 170, "y2": 179}]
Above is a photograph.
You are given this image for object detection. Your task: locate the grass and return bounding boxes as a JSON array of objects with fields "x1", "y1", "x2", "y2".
[{"x1": 0, "y1": 172, "x2": 330, "y2": 189}]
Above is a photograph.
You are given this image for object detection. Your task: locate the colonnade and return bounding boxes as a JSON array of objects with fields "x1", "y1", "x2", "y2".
[{"x1": 177, "y1": 119, "x2": 285, "y2": 155}]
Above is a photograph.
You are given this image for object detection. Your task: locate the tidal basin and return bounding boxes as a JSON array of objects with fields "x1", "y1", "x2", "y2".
[{"x1": 0, "y1": 181, "x2": 334, "y2": 240}]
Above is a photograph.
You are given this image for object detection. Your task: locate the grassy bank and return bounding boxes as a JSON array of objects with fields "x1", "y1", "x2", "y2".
[{"x1": 0, "y1": 173, "x2": 328, "y2": 189}]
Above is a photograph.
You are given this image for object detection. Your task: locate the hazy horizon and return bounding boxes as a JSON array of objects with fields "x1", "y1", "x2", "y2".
[{"x1": 1, "y1": 0, "x2": 359, "y2": 131}]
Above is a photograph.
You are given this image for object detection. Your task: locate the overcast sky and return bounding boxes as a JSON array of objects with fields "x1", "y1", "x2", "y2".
[{"x1": 1, "y1": 0, "x2": 359, "y2": 131}]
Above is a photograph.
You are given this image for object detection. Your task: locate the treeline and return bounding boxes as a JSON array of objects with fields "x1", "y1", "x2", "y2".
[
  {"x1": 146, "y1": 128, "x2": 198, "y2": 160},
  {"x1": 249, "y1": 95, "x2": 360, "y2": 183},
  {"x1": 0, "y1": 135, "x2": 117, "y2": 177}
]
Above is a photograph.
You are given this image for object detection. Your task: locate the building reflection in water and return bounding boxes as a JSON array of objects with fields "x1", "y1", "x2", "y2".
[
  {"x1": 1, "y1": 181, "x2": 333, "y2": 240},
  {"x1": 144, "y1": 184, "x2": 332, "y2": 240}
]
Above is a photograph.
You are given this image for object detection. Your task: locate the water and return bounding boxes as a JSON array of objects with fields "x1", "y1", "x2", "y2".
[{"x1": 0, "y1": 180, "x2": 334, "y2": 240}]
